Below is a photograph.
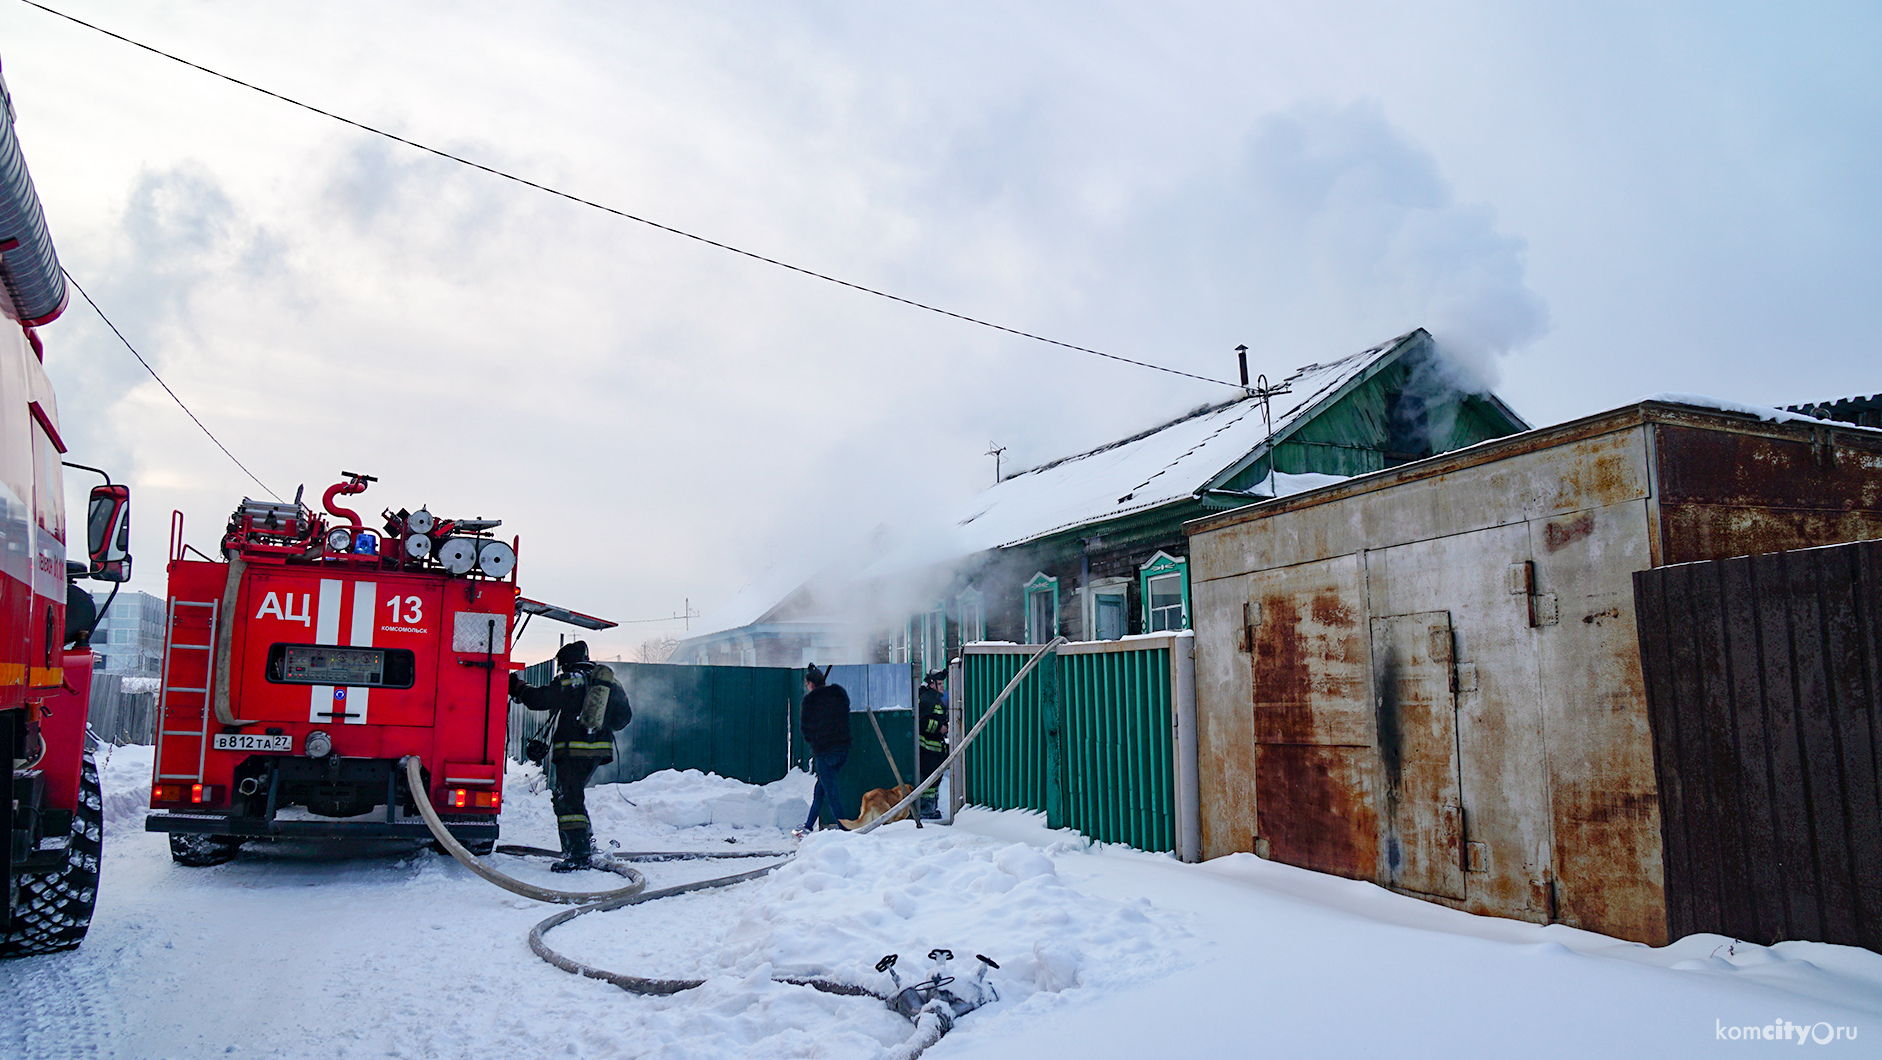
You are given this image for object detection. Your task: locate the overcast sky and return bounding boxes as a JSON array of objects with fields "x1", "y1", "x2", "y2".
[{"x1": 7, "y1": 1, "x2": 1878, "y2": 659}]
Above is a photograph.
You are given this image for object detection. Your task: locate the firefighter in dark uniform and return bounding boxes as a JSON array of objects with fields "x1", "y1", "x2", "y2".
[
  {"x1": 917, "y1": 669, "x2": 948, "y2": 820},
  {"x1": 510, "y1": 640, "x2": 623, "y2": 871}
]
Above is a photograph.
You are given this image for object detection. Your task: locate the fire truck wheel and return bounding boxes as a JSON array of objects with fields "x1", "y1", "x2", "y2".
[
  {"x1": 0, "y1": 751, "x2": 103, "y2": 958},
  {"x1": 430, "y1": 838, "x2": 496, "y2": 857},
  {"x1": 168, "y1": 833, "x2": 243, "y2": 867}
]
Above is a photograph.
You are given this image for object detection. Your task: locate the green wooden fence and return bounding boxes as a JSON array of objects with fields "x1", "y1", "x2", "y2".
[{"x1": 959, "y1": 635, "x2": 1198, "y2": 858}]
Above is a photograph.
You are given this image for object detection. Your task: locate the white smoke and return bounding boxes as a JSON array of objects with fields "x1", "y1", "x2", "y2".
[{"x1": 1110, "y1": 99, "x2": 1549, "y2": 391}]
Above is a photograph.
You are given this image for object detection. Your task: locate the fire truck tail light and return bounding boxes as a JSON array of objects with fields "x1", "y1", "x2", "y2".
[
  {"x1": 152, "y1": 783, "x2": 217, "y2": 804},
  {"x1": 443, "y1": 788, "x2": 499, "y2": 811}
]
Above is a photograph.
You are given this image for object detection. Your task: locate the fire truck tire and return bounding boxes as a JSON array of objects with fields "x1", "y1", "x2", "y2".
[
  {"x1": 431, "y1": 838, "x2": 497, "y2": 857},
  {"x1": 0, "y1": 751, "x2": 103, "y2": 958},
  {"x1": 168, "y1": 833, "x2": 243, "y2": 867}
]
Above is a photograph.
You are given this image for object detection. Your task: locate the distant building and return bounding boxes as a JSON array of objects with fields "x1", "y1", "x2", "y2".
[
  {"x1": 90, "y1": 590, "x2": 165, "y2": 678},
  {"x1": 1785, "y1": 392, "x2": 1882, "y2": 428},
  {"x1": 677, "y1": 328, "x2": 1529, "y2": 670}
]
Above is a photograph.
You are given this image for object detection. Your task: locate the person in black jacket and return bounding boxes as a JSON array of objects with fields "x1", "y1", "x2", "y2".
[
  {"x1": 510, "y1": 640, "x2": 625, "y2": 871},
  {"x1": 916, "y1": 669, "x2": 948, "y2": 820},
  {"x1": 796, "y1": 664, "x2": 852, "y2": 835}
]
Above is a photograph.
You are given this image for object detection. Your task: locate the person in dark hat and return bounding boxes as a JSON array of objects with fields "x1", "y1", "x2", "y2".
[
  {"x1": 917, "y1": 669, "x2": 949, "y2": 820},
  {"x1": 795, "y1": 664, "x2": 852, "y2": 836},
  {"x1": 510, "y1": 640, "x2": 625, "y2": 871}
]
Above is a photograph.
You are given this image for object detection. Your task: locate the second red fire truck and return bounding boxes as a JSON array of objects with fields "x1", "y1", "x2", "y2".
[{"x1": 145, "y1": 473, "x2": 606, "y2": 865}]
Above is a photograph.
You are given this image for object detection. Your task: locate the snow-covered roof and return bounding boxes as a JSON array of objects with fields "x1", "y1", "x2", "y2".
[
  {"x1": 1646, "y1": 393, "x2": 1849, "y2": 428},
  {"x1": 947, "y1": 332, "x2": 1415, "y2": 551}
]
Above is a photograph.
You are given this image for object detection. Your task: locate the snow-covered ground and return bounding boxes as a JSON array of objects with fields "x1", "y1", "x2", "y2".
[{"x1": 5, "y1": 743, "x2": 1879, "y2": 1058}]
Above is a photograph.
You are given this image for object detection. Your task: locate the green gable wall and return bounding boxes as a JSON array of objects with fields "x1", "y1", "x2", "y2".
[{"x1": 1218, "y1": 353, "x2": 1526, "y2": 494}]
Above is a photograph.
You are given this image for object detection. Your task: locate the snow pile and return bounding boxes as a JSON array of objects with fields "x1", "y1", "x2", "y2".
[
  {"x1": 619, "y1": 768, "x2": 812, "y2": 830},
  {"x1": 1242, "y1": 469, "x2": 1353, "y2": 498},
  {"x1": 713, "y1": 828, "x2": 1183, "y2": 992},
  {"x1": 95, "y1": 741, "x2": 155, "y2": 830}
]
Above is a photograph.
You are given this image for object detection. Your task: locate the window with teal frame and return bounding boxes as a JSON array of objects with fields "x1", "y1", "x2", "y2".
[
  {"x1": 958, "y1": 587, "x2": 985, "y2": 644},
  {"x1": 918, "y1": 603, "x2": 946, "y2": 671},
  {"x1": 1023, "y1": 572, "x2": 1059, "y2": 643},
  {"x1": 1139, "y1": 551, "x2": 1190, "y2": 632}
]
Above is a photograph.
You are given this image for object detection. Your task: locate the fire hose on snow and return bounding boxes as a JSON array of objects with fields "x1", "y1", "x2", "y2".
[{"x1": 400, "y1": 636, "x2": 1066, "y2": 1054}]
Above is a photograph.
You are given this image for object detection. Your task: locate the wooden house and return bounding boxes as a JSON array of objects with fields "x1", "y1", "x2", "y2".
[{"x1": 676, "y1": 329, "x2": 1529, "y2": 670}]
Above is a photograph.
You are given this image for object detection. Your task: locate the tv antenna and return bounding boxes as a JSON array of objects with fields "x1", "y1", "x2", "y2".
[{"x1": 985, "y1": 442, "x2": 1008, "y2": 483}]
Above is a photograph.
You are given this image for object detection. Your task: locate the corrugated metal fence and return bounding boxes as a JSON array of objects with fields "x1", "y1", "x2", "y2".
[
  {"x1": 960, "y1": 635, "x2": 1197, "y2": 859},
  {"x1": 507, "y1": 661, "x2": 915, "y2": 796},
  {"x1": 510, "y1": 661, "x2": 801, "y2": 786},
  {"x1": 1634, "y1": 539, "x2": 1882, "y2": 951},
  {"x1": 88, "y1": 671, "x2": 158, "y2": 745}
]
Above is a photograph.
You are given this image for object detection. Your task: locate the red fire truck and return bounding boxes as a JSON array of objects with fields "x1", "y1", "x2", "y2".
[
  {"x1": 3, "y1": 60, "x2": 134, "y2": 956},
  {"x1": 147, "y1": 470, "x2": 617, "y2": 862},
  {"x1": 143, "y1": 473, "x2": 587, "y2": 865}
]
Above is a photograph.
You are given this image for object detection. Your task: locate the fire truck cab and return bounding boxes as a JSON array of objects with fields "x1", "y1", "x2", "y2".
[
  {"x1": 147, "y1": 475, "x2": 525, "y2": 864},
  {"x1": 3, "y1": 55, "x2": 130, "y2": 956}
]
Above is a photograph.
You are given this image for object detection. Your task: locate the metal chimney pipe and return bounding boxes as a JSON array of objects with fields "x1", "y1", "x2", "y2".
[{"x1": 1236, "y1": 345, "x2": 1249, "y2": 388}]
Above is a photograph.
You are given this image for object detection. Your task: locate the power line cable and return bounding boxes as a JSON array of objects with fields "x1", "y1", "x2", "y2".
[
  {"x1": 61, "y1": 270, "x2": 280, "y2": 500},
  {"x1": 20, "y1": 0, "x2": 1241, "y2": 391}
]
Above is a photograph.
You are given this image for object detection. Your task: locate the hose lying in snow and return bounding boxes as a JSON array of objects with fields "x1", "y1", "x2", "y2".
[
  {"x1": 407, "y1": 639, "x2": 1063, "y2": 1054},
  {"x1": 526, "y1": 863, "x2": 869, "y2": 996},
  {"x1": 401, "y1": 755, "x2": 649, "y2": 905}
]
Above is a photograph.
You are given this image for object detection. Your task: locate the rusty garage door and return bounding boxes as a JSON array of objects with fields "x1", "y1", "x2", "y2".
[{"x1": 1634, "y1": 539, "x2": 1882, "y2": 951}]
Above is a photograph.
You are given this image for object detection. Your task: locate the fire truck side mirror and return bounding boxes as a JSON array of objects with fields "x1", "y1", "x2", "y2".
[{"x1": 87, "y1": 483, "x2": 133, "y2": 582}]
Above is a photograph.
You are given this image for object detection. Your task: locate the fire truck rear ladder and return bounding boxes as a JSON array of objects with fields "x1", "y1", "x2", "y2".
[{"x1": 154, "y1": 598, "x2": 219, "y2": 785}]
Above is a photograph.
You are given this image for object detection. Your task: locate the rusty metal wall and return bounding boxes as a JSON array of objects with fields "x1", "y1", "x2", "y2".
[
  {"x1": 1189, "y1": 404, "x2": 1882, "y2": 946},
  {"x1": 1655, "y1": 421, "x2": 1882, "y2": 566},
  {"x1": 1188, "y1": 412, "x2": 1668, "y2": 941},
  {"x1": 1634, "y1": 541, "x2": 1882, "y2": 952}
]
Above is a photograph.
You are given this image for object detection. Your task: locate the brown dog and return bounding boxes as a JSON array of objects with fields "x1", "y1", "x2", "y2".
[{"x1": 841, "y1": 784, "x2": 913, "y2": 829}]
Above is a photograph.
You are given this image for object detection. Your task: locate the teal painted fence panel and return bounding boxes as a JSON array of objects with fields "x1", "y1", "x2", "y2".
[
  {"x1": 510, "y1": 662, "x2": 801, "y2": 787},
  {"x1": 963, "y1": 643, "x2": 1177, "y2": 853},
  {"x1": 962, "y1": 651, "x2": 1052, "y2": 815},
  {"x1": 508, "y1": 661, "x2": 919, "y2": 806}
]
